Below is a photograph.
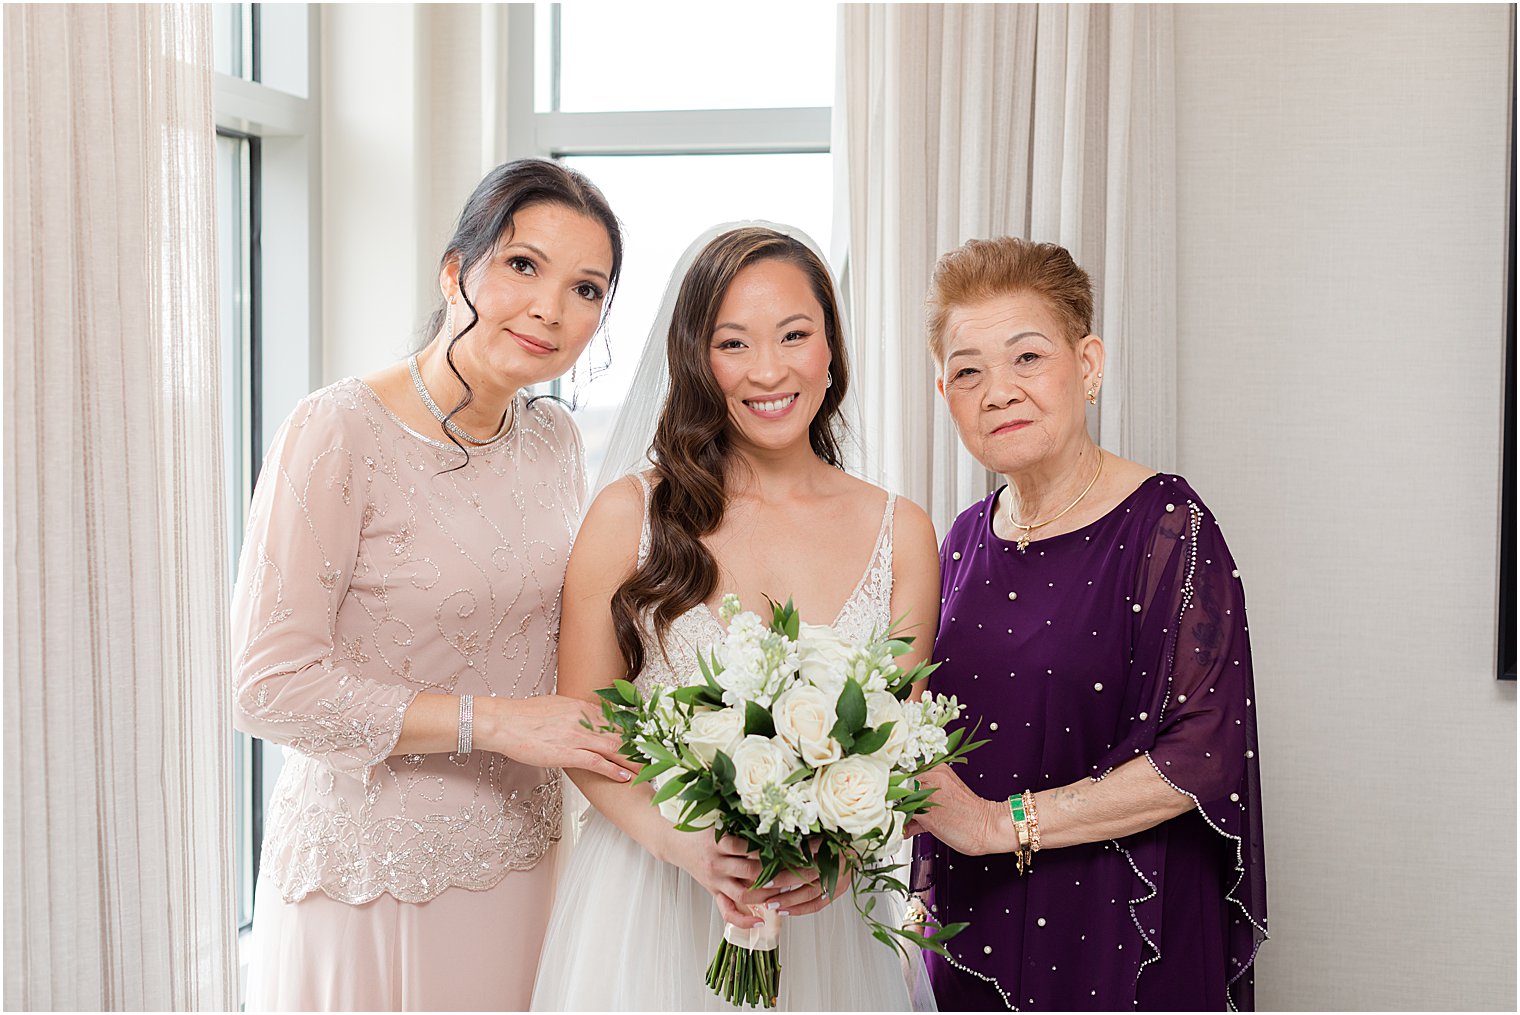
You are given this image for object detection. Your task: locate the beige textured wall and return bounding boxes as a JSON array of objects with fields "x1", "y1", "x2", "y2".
[{"x1": 1173, "y1": 5, "x2": 1514, "y2": 1010}]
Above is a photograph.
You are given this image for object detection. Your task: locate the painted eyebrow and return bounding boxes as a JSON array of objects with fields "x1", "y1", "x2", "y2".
[
  {"x1": 715, "y1": 313, "x2": 817, "y2": 333},
  {"x1": 944, "y1": 331, "x2": 1048, "y2": 364},
  {"x1": 505, "y1": 241, "x2": 611, "y2": 284}
]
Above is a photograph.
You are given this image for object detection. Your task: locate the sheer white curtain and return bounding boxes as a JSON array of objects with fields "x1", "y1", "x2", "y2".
[
  {"x1": 836, "y1": 4, "x2": 1177, "y2": 532},
  {"x1": 4, "y1": 5, "x2": 236, "y2": 1009}
]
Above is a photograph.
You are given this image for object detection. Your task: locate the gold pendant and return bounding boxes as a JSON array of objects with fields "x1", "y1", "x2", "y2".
[{"x1": 1016, "y1": 532, "x2": 1031, "y2": 552}]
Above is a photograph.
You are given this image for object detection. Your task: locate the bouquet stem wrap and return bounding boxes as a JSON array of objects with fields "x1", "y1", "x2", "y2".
[
  {"x1": 724, "y1": 905, "x2": 781, "y2": 951},
  {"x1": 708, "y1": 907, "x2": 782, "y2": 1008}
]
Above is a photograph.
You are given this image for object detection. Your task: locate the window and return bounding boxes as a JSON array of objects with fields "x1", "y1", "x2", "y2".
[
  {"x1": 213, "y1": 2, "x2": 320, "y2": 970},
  {"x1": 512, "y1": 3, "x2": 836, "y2": 483},
  {"x1": 215, "y1": 126, "x2": 257, "y2": 928}
]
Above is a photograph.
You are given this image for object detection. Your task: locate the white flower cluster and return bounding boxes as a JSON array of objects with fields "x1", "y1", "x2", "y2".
[
  {"x1": 897, "y1": 694, "x2": 964, "y2": 768},
  {"x1": 713, "y1": 612, "x2": 799, "y2": 708},
  {"x1": 749, "y1": 779, "x2": 819, "y2": 837}
]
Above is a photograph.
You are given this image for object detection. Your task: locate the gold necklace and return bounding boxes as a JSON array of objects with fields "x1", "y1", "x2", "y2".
[{"x1": 1005, "y1": 449, "x2": 1105, "y2": 552}]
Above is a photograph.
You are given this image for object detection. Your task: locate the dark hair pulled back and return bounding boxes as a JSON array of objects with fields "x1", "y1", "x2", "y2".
[
  {"x1": 423, "y1": 158, "x2": 623, "y2": 466},
  {"x1": 610, "y1": 227, "x2": 850, "y2": 677}
]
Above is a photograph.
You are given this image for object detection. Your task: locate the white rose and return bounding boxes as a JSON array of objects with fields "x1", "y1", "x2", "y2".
[
  {"x1": 814, "y1": 755, "x2": 892, "y2": 836},
  {"x1": 651, "y1": 769, "x2": 716, "y2": 829},
  {"x1": 730, "y1": 735, "x2": 800, "y2": 811},
  {"x1": 796, "y1": 623, "x2": 854, "y2": 697},
  {"x1": 684, "y1": 707, "x2": 746, "y2": 765},
  {"x1": 772, "y1": 685, "x2": 844, "y2": 767},
  {"x1": 864, "y1": 691, "x2": 910, "y2": 766}
]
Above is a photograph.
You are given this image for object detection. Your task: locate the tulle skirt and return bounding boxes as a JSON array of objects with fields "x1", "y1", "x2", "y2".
[{"x1": 530, "y1": 809, "x2": 936, "y2": 1011}]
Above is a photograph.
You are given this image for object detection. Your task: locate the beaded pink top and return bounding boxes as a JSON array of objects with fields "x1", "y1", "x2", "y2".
[{"x1": 231, "y1": 378, "x2": 585, "y2": 904}]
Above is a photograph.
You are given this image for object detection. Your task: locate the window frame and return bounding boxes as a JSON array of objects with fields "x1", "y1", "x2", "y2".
[
  {"x1": 503, "y1": 5, "x2": 832, "y2": 160},
  {"x1": 212, "y1": 0, "x2": 322, "y2": 968}
]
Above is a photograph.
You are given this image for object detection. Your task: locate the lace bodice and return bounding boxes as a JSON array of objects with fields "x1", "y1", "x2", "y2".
[
  {"x1": 628, "y1": 472, "x2": 898, "y2": 692},
  {"x1": 231, "y1": 378, "x2": 584, "y2": 904}
]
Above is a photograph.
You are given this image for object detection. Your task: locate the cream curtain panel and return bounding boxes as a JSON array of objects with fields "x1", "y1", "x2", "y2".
[
  {"x1": 836, "y1": 4, "x2": 1177, "y2": 532},
  {"x1": 4, "y1": 5, "x2": 236, "y2": 1009}
]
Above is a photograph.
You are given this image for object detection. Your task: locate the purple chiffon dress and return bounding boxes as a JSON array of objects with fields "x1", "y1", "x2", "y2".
[{"x1": 915, "y1": 474, "x2": 1267, "y2": 1011}]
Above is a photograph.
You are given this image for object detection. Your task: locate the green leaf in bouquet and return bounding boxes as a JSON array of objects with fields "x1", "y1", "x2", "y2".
[
  {"x1": 670, "y1": 684, "x2": 714, "y2": 707},
  {"x1": 835, "y1": 678, "x2": 867, "y2": 735},
  {"x1": 885, "y1": 638, "x2": 915, "y2": 657},
  {"x1": 755, "y1": 856, "x2": 785, "y2": 890},
  {"x1": 631, "y1": 759, "x2": 675, "y2": 786},
  {"x1": 816, "y1": 840, "x2": 840, "y2": 898},
  {"x1": 943, "y1": 725, "x2": 966, "y2": 753},
  {"x1": 611, "y1": 679, "x2": 641, "y2": 706},
  {"x1": 593, "y1": 687, "x2": 624, "y2": 705},
  {"x1": 679, "y1": 777, "x2": 714, "y2": 800},
  {"x1": 743, "y1": 700, "x2": 776, "y2": 738},
  {"x1": 782, "y1": 765, "x2": 811, "y2": 785},
  {"x1": 782, "y1": 600, "x2": 800, "y2": 641},
  {"x1": 903, "y1": 659, "x2": 941, "y2": 681},
  {"x1": 681, "y1": 795, "x2": 721, "y2": 823},
  {"x1": 610, "y1": 710, "x2": 639, "y2": 732},
  {"x1": 828, "y1": 717, "x2": 856, "y2": 752},
  {"x1": 675, "y1": 740, "x2": 704, "y2": 769},
  {"x1": 639, "y1": 741, "x2": 681, "y2": 767},
  {"x1": 849, "y1": 721, "x2": 894, "y2": 756},
  {"x1": 696, "y1": 652, "x2": 724, "y2": 694},
  {"x1": 650, "y1": 771, "x2": 692, "y2": 805},
  {"x1": 711, "y1": 750, "x2": 736, "y2": 794}
]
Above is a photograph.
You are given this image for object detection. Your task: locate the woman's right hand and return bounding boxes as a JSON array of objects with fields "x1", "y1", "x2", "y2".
[
  {"x1": 663, "y1": 832, "x2": 796, "y2": 929},
  {"x1": 482, "y1": 694, "x2": 639, "y2": 783}
]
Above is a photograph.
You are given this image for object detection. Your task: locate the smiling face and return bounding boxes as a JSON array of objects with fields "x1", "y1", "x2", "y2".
[
  {"x1": 707, "y1": 258, "x2": 834, "y2": 455},
  {"x1": 440, "y1": 201, "x2": 615, "y2": 391},
  {"x1": 937, "y1": 291, "x2": 1104, "y2": 476}
]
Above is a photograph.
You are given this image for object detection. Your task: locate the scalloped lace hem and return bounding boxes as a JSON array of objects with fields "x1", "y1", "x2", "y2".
[{"x1": 267, "y1": 834, "x2": 562, "y2": 907}]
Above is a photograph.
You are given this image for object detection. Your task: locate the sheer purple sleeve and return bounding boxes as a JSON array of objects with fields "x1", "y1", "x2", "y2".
[{"x1": 1094, "y1": 485, "x2": 1268, "y2": 997}]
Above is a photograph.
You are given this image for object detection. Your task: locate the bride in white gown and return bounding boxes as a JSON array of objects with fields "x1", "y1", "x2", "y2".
[{"x1": 530, "y1": 224, "x2": 940, "y2": 1011}]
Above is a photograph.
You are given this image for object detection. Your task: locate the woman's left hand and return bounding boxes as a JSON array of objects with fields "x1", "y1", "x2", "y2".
[{"x1": 903, "y1": 764, "x2": 1011, "y2": 857}]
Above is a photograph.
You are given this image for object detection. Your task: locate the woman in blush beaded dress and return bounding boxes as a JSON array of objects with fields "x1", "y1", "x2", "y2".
[
  {"x1": 232, "y1": 159, "x2": 638, "y2": 1011},
  {"x1": 529, "y1": 225, "x2": 940, "y2": 1011},
  {"x1": 907, "y1": 238, "x2": 1268, "y2": 1011}
]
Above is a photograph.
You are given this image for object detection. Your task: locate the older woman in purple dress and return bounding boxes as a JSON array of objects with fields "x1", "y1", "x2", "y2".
[{"x1": 909, "y1": 238, "x2": 1267, "y2": 1011}]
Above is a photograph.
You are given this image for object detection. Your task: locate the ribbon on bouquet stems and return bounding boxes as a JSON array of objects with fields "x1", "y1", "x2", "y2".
[
  {"x1": 708, "y1": 905, "x2": 782, "y2": 1007},
  {"x1": 724, "y1": 904, "x2": 781, "y2": 952}
]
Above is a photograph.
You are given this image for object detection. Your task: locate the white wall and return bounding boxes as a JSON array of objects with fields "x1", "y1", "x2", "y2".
[{"x1": 1173, "y1": 5, "x2": 1514, "y2": 1010}]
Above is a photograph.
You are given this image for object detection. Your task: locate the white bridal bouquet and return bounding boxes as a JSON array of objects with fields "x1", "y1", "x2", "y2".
[{"x1": 595, "y1": 595, "x2": 981, "y2": 1009}]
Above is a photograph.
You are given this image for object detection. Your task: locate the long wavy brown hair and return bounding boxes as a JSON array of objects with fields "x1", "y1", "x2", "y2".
[{"x1": 610, "y1": 228, "x2": 851, "y2": 678}]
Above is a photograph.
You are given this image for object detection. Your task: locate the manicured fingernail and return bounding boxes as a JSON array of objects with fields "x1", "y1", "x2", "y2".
[
  {"x1": 763, "y1": 879, "x2": 775, "y2": 888},
  {"x1": 778, "y1": 910, "x2": 790, "y2": 917}
]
